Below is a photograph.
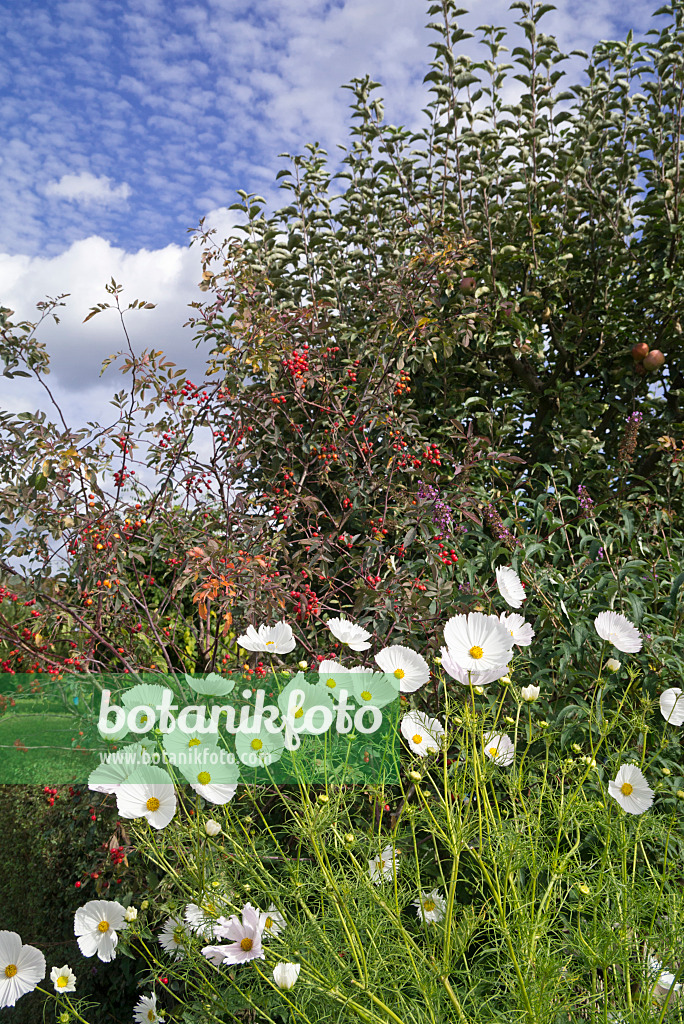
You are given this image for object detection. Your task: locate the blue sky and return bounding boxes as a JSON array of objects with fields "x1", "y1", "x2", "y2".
[{"x1": 0, "y1": 0, "x2": 664, "y2": 422}]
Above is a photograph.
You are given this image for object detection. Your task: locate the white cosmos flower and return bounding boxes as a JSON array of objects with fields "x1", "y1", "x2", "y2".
[
  {"x1": 520, "y1": 685, "x2": 540, "y2": 702},
  {"x1": 594, "y1": 611, "x2": 642, "y2": 653},
  {"x1": 184, "y1": 896, "x2": 229, "y2": 941},
  {"x1": 234, "y1": 717, "x2": 285, "y2": 768},
  {"x1": 499, "y1": 612, "x2": 535, "y2": 647},
  {"x1": 237, "y1": 621, "x2": 296, "y2": 654},
  {"x1": 608, "y1": 764, "x2": 654, "y2": 814},
  {"x1": 178, "y1": 756, "x2": 240, "y2": 806},
  {"x1": 413, "y1": 889, "x2": 446, "y2": 924},
  {"x1": 74, "y1": 900, "x2": 127, "y2": 962},
  {"x1": 203, "y1": 903, "x2": 265, "y2": 966},
  {"x1": 443, "y1": 612, "x2": 513, "y2": 673},
  {"x1": 50, "y1": 965, "x2": 76, "y2": 993},
  {"x1": 258, "y1": 905, "x2": 286, "y2": 939},
  {"x1": 374, "y1": 645, "x2": 430, "y2": 692},
  {"x1": 648, "y1": 956, "x2": 682, "y2": 1000},
  {"x1": 660, "y1": 688, "x2": 684, "y2": 726},
  {"x1": 483, "y1": 733, "x2": 515, "y2": 767},
  {"x1": 273, "y1": 962, "x2": 300, "y2": 990},
  {"x1": 368, "y1": 844, "x2": 400, "y2": 884},
  {"x1": 124, "y1": 906, "x2": 137, "y2": 922},
  {"x1": 116, "y1": 767, "x2": 177, "y2": 829},
  {"x1": 496, "y1": 566, "x2": 526, "y2": 608},
  {"x1": 88, "y1": 742, "x2": 153, "y2": 794},
  {"x1": 327, "y1": 616, "x2": 372, "y2": 651},
  {"x1": 441, "y1": 647, "x2": 509, "y2": 687},
  {"x1": 0, "y1": 932, "x2": 45, "y2": 1008},
  {"x1": 134, "y1": 992, "x2": 164, "y2": 1024},
  {"x1": 400, "y1": 711, "x2": 444, "y2": 756},
  {"x1": 317, "y1": 659, "x2": 353, "y2": 698},
  {"x1": 348, "y1": 670, "x2": 399, "y2": 709},
  {"x1": 159, "y1": 917, "x2": 188, "y2": 960}
]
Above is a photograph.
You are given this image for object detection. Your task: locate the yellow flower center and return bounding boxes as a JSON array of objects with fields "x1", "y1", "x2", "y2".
[
  {"x1": 98, "y1": 920, "x2": 110, "y2": 933},
  {"x1": 146, "y1": 797, "x2": 160, "y2": 812},
  {"x1": 294, "y1": 707, "x2": 304, "y2": 718},
  {"x1": 173, "y1": 927, "x2": 184, "y2": 943},
  {"x1": 488, "y1": 747, "x2": 499, "y2": 758},
  {"x1": 251, "y1": 738, "x2": 263, "y2": 750},
  {"x1": 423, "y1": 900, "x2": 436, "y2": 912},
  {"x1": 139, "y1": 714, "x2": 148, "y2": 725},
  {"x1": 265, "y1": 640, "x2": 275, "y2": 647},
  {"x1": 394, "y1": 668, "x2": 405, "y2": 679},
  {"x1": 188, "y1": 737, "x2": 201, "y2": 747},
  {"x1": 4, "y1": 964, "x2": 17, "y2": 978},
  {"x1": 360, "y1": 690, "x2": 372, "y2": 701},
  {"x1": 197, "y1": 771, "x2": 211, "y2": 785},
  {"x1": 56, "y1": 976, "x2": 68, "y2": 988},
  {"x1": 148, "y1": 1011, "x2": 156, "y2": 1022},
  {"x1": 265, "y1": 916, "x2": 273, "y2": 930},
  {"x1": 412, "y1": 733, "x2": 423, "y2": 745},
  {"x1": 325, "y1": 677, "x2": 336, "y2": 688},
  {"x1": 469, "y1": 645, "x2": 484, "y2": 660},
  {"x1": 240, "y1": 937, "x2": 253, "y2": 951},
  {"x1": 621, "y1": 782, "x2": 633, "y2": 796}
]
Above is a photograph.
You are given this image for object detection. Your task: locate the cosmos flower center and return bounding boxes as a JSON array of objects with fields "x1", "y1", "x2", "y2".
[
  {"x1": 360, "y1": 690, "x2": 372, "y2": 701},
  {"x1": 621, "y1": 782, "x2": 633, "y2": 796},
  {"x1": 147, "y1": 1011, "x2": 156, "y2": 1022},
  {"x1": 265, "y1": 640, "x2": 275, "y2": 647},
  {"x1": 98, "y1": 920, "x2": 110, "y2": 933},
  {"x1": 197, "y1": 771, "x2": 211, "y2": 785},
  {"x1": 423, "y1": 900, "x2": 436, "y2": 912},
  {"x1": 325, "y1": 678, "x2": 336, "y2": 688},
  {"x1": 469, "y1": 645, "x2": 484, "y2": 660},
  {"x1": 173, "y1": 927, "x2": 185, "y2": 943},
  {"x1": 188, "y1": 738, "x2": 201, "y2": 747},
  {"x1": 240, "y1": 937, "x2": 253, "y2": 952},
  {"x1": 4, "y1": 964, "x2": 17, "y2": 978},
  {"x1": 294, "y1": 708, "x2": 304, "y2": 718},
  {"x1": 265, "y1": 916, "x2": 273, "y2": 929},
  {"x1": 251, "y1": 738, "x2": 263, "y2": 751},
  {"x1": 56, "y1": 976, "x2": 68, "y2": 988},
  {"x1": 413, "y1": 733, "x2": 423, "y2": 744},
  {"x1": 394, "y1": 668, "x2": 405, "y2": 679},
  {"x1": 146, "y1": 797, "x2": 160, "y2": 812},
  {"x1": 140, "y1": 714, "x2": 148, "y2": 725},
  {"x1": 488, "y1": 747, "x2": 499, "y2": 758}
]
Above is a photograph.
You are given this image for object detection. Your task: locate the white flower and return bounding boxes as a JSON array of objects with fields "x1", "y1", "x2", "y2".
[
  {"x1": 179, "y1": 757, "x2": 239, "y2": 806},
  {"x1": 0, "y1": 932, "x2": 45, "y2": 1008},
  {"x1": 259, "y1": 905, "x2": 286, "y2": 939},
  {"x1": 608, "y1": 764, "x2": 654, "y2": 814},
  {"x1": 159, "y1": 917, "x2": 189, "y2": 960},
  {"x1": 116, "y1": 767, "x2": 177, "y2": 830},
  {"x1": 235, "y1": 717, "x2": 285, "y2": 768},
  {"x1": 273, "y1": 962, "x2": 300, "y2": 990},
  {"x1": 594, "y1": 611, "x2": 642, "y2": 653},
  {"x1": 605, "y1": 658, "x2": 621, "y2": 673},
  {"x1": 400, "y1": 711, "x2": 444, "y2": 756},
  {"x1": 374, "y1": 645, "x2": 430, "y2": 692},
  {"x1": 50, "y1": 965, "x2": 76, "y2": 994},
  {"x1": 184, "y1": 671, "x2": 235, "y2": 697},
  {"x1": 520, "y1": 684, "x2": 540, "y2": 702},
  {"x1": 88, "y1": 741, "x2": 153, "y2": 794},
  {"x1": 317, "y1": 659, "x2": 354, "y2": 699},
  {"x1": 483, "y1": 733, "x2": 515, "y2": 767},
  {"x1": 648, "y1": 956, "x2": 682, "y2": 1000},
  {"x1": 496, "y1": 566, "x2": 526, "y2": 608},
  {"x1": 297, "y1": 660, "x2": 308, "y2": 670},
  {"x1": 348, "y1": 670, "x2": 399, "y2": 709},
  {"x1": 124, "y1": 906, "x2": 138, "y2": 923},
  {"x1": 368, "y1": 844, "x2": 400, "y2": 884},
  {"x1": 326, "y1": 616, "x2": 372, "y2": 652},
  {"x1": 660, "y1": 688, "x2": 684, "y2": 726},
  {"x1": 443, "y1": 612, "x2": 514, "y2": 673},
  {"x1": 499, "y1": 612, "x2": 534, "y2": 647},
  {"x1": 184, "y1": 899, "x2": 228, "y2": 941},
  {"x1": 134, "y1": 992, "x2": 164, "y2": 1024},
  {"x1": 74, "y1": 900, "x2": 127, "y2": 962},
  {"x1": 413, "y1": 889, "x2": 446, "y2": 924},
  {"x1": 441, "y1": 647, "x2": 509, "y2": 687},
  {"x1": 237, "y1": 621, "x2": 296, "y2": 654},
  {"x1": 203, "y1": 903, "x2": 265, "y2": 966},
  {"x1": 205, "y1": 819, "x2": 222, "y2": 837}
]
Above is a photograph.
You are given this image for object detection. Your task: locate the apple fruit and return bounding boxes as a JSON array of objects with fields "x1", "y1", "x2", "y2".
[
  {"x1": 643, "y1": 349, "x2": 665, "y2": 370},
  {"x1": 631, "y1": 342, "x2": 649, "y2": 362}
]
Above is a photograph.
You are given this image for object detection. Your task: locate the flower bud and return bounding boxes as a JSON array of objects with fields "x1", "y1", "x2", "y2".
[
  {"x1": 661, "y1": 767, "x2": 671, "y2": 776},
  {"x1": 298, "y1": 661, "x2": 308, "y2": 671},
  {"x1": 205, "y1": 819, "x2": 221, "y2": 837},
  {"x1": 433, "y1": 657, "x2": 442, "y2": 666},
  {"x1": 408, "y1": 770, "x2": 422, "y2": 782},
  {"x1": 124, "y1": 906, "x2": 137, "y2": 922},
  {"x1": 538, "y1": 720, "x2": 549, "y2": 730},
  {"x1": 578, "y1": 883, "x2": 590, "y2": 895},
  {"x1": 605, "y1": 658, "x2": 621, "y2": 673},
  {"x1": 317, "y1": 794, "x2": 329, "y2": 804},
  {"x1": 499, "y1": 675, "x2": 512, "y2": 686},
  {"x1": 140, "y1": 900, "x2": 149, "y2": 910},
  {"x1": 273, "y1": 962, "x2": 301, "y2": 991},
  {"x1": 344, "y1": 833, "x2": 355, "y2": 845},
  {"x1": 521, "y1": 684, "x2": 540, "y2": 702},
  {"x1": 677, "y1": 790, "x2": 684, "y2": 800}
]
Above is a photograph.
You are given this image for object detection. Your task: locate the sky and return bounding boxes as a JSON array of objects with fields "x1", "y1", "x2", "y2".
[{"x1": 0, "y1": 0, "x2": 665, "y2": 431}]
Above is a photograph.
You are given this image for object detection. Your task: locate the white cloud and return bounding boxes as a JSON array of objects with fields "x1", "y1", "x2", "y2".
[{"x1": 45, "y1": 171, "x2": 132, "y2": 205}]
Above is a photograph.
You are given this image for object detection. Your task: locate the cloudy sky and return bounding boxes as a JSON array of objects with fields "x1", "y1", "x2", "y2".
[{"x1": 0, "y1": 0, "x2": 663, "y2": 428}]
